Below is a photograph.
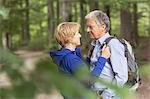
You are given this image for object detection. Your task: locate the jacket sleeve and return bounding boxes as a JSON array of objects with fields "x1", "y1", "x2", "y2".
[
  {"x1": 109, "y1": 39, "x2": 128, "y2": 86},
  {"x1": 91, "y1": 57, "x2": 107, "y2": 77},
  {"x1": 65, "y1": 54, "x2": 107, "y2": 77},
  {"x1": 64, "y1": 55, "x2": 86, "y2": 74}
]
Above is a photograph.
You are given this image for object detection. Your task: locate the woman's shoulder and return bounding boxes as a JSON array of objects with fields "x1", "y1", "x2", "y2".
[
  {"x1": 65, "y1": 52, "x2": 80, "y2": 60},
  {"x1": 62, "y1": 52, "x2": 82, "y2": 65}
]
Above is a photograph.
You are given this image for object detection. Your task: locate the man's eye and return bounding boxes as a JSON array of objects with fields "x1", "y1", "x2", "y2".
[{"x1": 89, "y1": 26, "x2": 92, "y2": 29}]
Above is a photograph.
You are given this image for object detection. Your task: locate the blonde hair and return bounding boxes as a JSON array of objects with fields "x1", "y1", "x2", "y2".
[{"x1": 54, "y1": 22, "x2": 80, "y2": 46}]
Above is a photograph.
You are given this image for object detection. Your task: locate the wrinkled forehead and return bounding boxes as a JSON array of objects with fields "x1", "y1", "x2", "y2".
[
  {"x1": 86, "y1": 18, "x2": 99, "y2": 27},
  {"x1": 86, "y1": 18, "x2": 97, "y2": 24}
]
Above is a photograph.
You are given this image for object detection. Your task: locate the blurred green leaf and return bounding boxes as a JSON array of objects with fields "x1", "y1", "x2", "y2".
[
  {"x1": 140, "y1": 63, "x2": 150, "y2": 77},
  {"x1": 0, "y1": 5, "x2": 9, "y2": 20}
]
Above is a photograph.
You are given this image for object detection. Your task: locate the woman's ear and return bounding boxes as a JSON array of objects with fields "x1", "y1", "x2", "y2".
[{"x1": 66, "y1": 36, "x2": 73, "y2": 43}]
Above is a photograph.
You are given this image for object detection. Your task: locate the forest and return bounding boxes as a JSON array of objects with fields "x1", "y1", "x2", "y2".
[{"x1": 0, "y1": 0, "x2": 150, "y2": 99}]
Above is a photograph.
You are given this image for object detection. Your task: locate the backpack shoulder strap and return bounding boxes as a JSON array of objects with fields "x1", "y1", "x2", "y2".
[
  {"x1": 103, "y1": 36, "x2": 118, "y2": 76},
  {"x1": 104, "y1": 36, "x2": 115, "y2": 45},
  {"x1": 101, "y1": 36, "x2": 115, "y2": 49},
  {"x1": 104, "y1": 37, "x2": 128, "y2": 57}
]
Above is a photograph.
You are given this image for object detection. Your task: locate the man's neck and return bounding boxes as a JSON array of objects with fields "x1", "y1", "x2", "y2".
[{"x1": 95, "y1": 32, "x2": 107, "y2": 40}]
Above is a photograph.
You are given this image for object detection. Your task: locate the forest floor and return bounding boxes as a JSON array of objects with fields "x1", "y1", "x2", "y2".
[
  {"x1": 136, "y1": 75, "x2": 150, "y2": 99},
  {"x1": 14, "y1": 50, "x2": 63, "y2": 99},
  {"x1": 6, "y1": 50, "x2": 150, "y2": 99}
]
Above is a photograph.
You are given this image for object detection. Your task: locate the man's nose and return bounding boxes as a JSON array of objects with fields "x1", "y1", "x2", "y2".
[{"x1": 86, "y1": 27, "x2": 90, "y2": 32}]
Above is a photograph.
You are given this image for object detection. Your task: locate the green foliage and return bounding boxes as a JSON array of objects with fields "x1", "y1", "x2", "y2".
[
  {"x1": 0, "y1": 49, "x2": 41, "y2": 99},
  {"x1": 1, "y1": 0, "x2": 149, "y2": 49},
  {"x1": 0, "y1": 0, "x2": 150, "y2": 98},
  {"x1": 0, "y1": 1, "x2": 23, "y2": 33},
  {"x1": 0, "y1": 5, "x2": 9, "y2": 20},
  {"x1": 110, "y1": 9, "x2": 120, "y2": 35},
  {"x1": 27, "y1": 37, "x2": 48, "y2": 50},
  {"x1": 11, "y1": 34, "x2": 22, "y2": 49},
  {"x1": 0, "y1": 48, "x2": 150, "y2": 99},
  {"x1": 140, "y1": 63, "x2": 150, "y2": 77},
  {"x1": 0, "y1": 48, "x2": 22, "y2": 70},
  {"x1": 138, "y1": 3, "x2": 149, "y2": 37},
  {"x1": 36, "y1": 58, "x2": 137, "y2": 99},
  {"x1": 12, "y1": 81, "x2": 36, "y2": 99},
  {"x1": 0, "y1": 49, "x2": 24, "y2": 99},
  {"x1": 32, "y1": 58, "x2": 97, "y2": 99}
]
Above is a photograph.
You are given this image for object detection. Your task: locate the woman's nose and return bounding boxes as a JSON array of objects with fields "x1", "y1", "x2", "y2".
[{"x1": 79, "y1": 33, "x2": 81, "y2": 37}]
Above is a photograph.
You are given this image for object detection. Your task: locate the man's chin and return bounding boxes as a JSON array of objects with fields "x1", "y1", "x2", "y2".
[{"x1": 90, "y1": 36, "x2": 95, "y2": 39}]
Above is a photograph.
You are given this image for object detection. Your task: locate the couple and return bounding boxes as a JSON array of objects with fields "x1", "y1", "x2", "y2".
[{"x1": 50, "y1": 10, "x2": 128, "y2": 99}]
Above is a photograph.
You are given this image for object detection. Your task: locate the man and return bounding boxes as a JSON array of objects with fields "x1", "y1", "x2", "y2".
[{"x1": 85, "y1": 10, "x2": 128, "y2": 99}]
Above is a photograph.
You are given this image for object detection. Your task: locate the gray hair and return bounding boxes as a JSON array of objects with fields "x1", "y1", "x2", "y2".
[{"x1": 85, "y1": 10, "x2": 110, "y2": 33}]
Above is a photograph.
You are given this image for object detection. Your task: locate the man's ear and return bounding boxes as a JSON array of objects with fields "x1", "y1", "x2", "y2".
[
  {"x1": 102, "y1": 24, "x2": 107, "y2": 33},
  {"x1": 102, "y1": 24, "x2": 106, "y2": 29}
]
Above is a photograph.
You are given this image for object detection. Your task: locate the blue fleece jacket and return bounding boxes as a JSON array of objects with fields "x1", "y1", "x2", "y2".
[{"x1": 49, "y1": 48, "x2": 107, "y2": 76}]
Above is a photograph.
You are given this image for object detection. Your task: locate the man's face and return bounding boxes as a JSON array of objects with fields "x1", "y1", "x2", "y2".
[{"x1": 86, "y1": 19, "x2": 106, "y2": 40}]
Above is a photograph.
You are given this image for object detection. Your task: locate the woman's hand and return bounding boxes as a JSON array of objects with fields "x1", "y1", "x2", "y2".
[{"x1": 101, "y1": 44, "x2": 111, "y2": 59}]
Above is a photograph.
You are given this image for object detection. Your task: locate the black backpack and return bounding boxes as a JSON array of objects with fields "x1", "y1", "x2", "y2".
[{"x1": 103, "y1": 37, "x2": 141, "y2": 90}]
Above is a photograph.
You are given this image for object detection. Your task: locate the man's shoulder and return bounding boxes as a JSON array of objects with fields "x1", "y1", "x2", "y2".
[
  {"x1": 107, "y1": 38, "x2": 124, "y2": 49},
  {"x1": 107, "y1": 38, "x2": 122, "y2": 45}
]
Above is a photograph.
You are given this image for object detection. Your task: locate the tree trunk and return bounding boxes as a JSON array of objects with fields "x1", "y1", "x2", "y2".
[
  {"x1": 104, "y1": 4, "x2": 111, "y2": 33},
  {"x1": 132, "y1": 3, "x2": 138, "y2": 45},
  {"x1": 22, "y1": 0, "x2": 30, "y2": 46},
  {"x1": 0, "y1": 0, "x2": 5, "y2": 48},
  {"x1": 73, "y1": 3, "x2": 78, "y2": 22},
  {"x1": 0, "y1": 33, "x2": 2, "y2": 48},
  {"x1": 2, "y1": 32, "x2": 11, "y2": 49},
  {"x1": 89, "y1": 0, "x2": 99, "y2": 11},
  {"x1": 80, "y1": 0, "x2": 87, "y2": 42},
  {"x1": 47, "y1": 0, "x2": 54, "y2": 48},
  {"x1": 56, "y1": 0, "x2": 60, "y2": 25},
  {"x1": 120, "y1": 7, "x2": 132, "y2": 43},
  {"x1": 59, "y1": 0, "x2": 71, "y2": 22},
  {"x1": 149, "y1": 1, "x2": 150, "y2": 37}
]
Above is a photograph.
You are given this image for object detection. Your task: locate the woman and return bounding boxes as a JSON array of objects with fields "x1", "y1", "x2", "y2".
[{"x1": 50, "y1": 22, "x2": 110, "y2": 77}]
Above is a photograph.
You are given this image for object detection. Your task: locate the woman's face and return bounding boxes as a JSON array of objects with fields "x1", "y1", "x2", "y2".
[{"x1": 71, "y1": 31, "x2": 81, "y2": 46}]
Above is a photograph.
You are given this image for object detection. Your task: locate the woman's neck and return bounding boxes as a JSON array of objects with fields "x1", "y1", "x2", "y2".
[{"x1": 64, "y1": 43, "x2": 76, "y2": 51}]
